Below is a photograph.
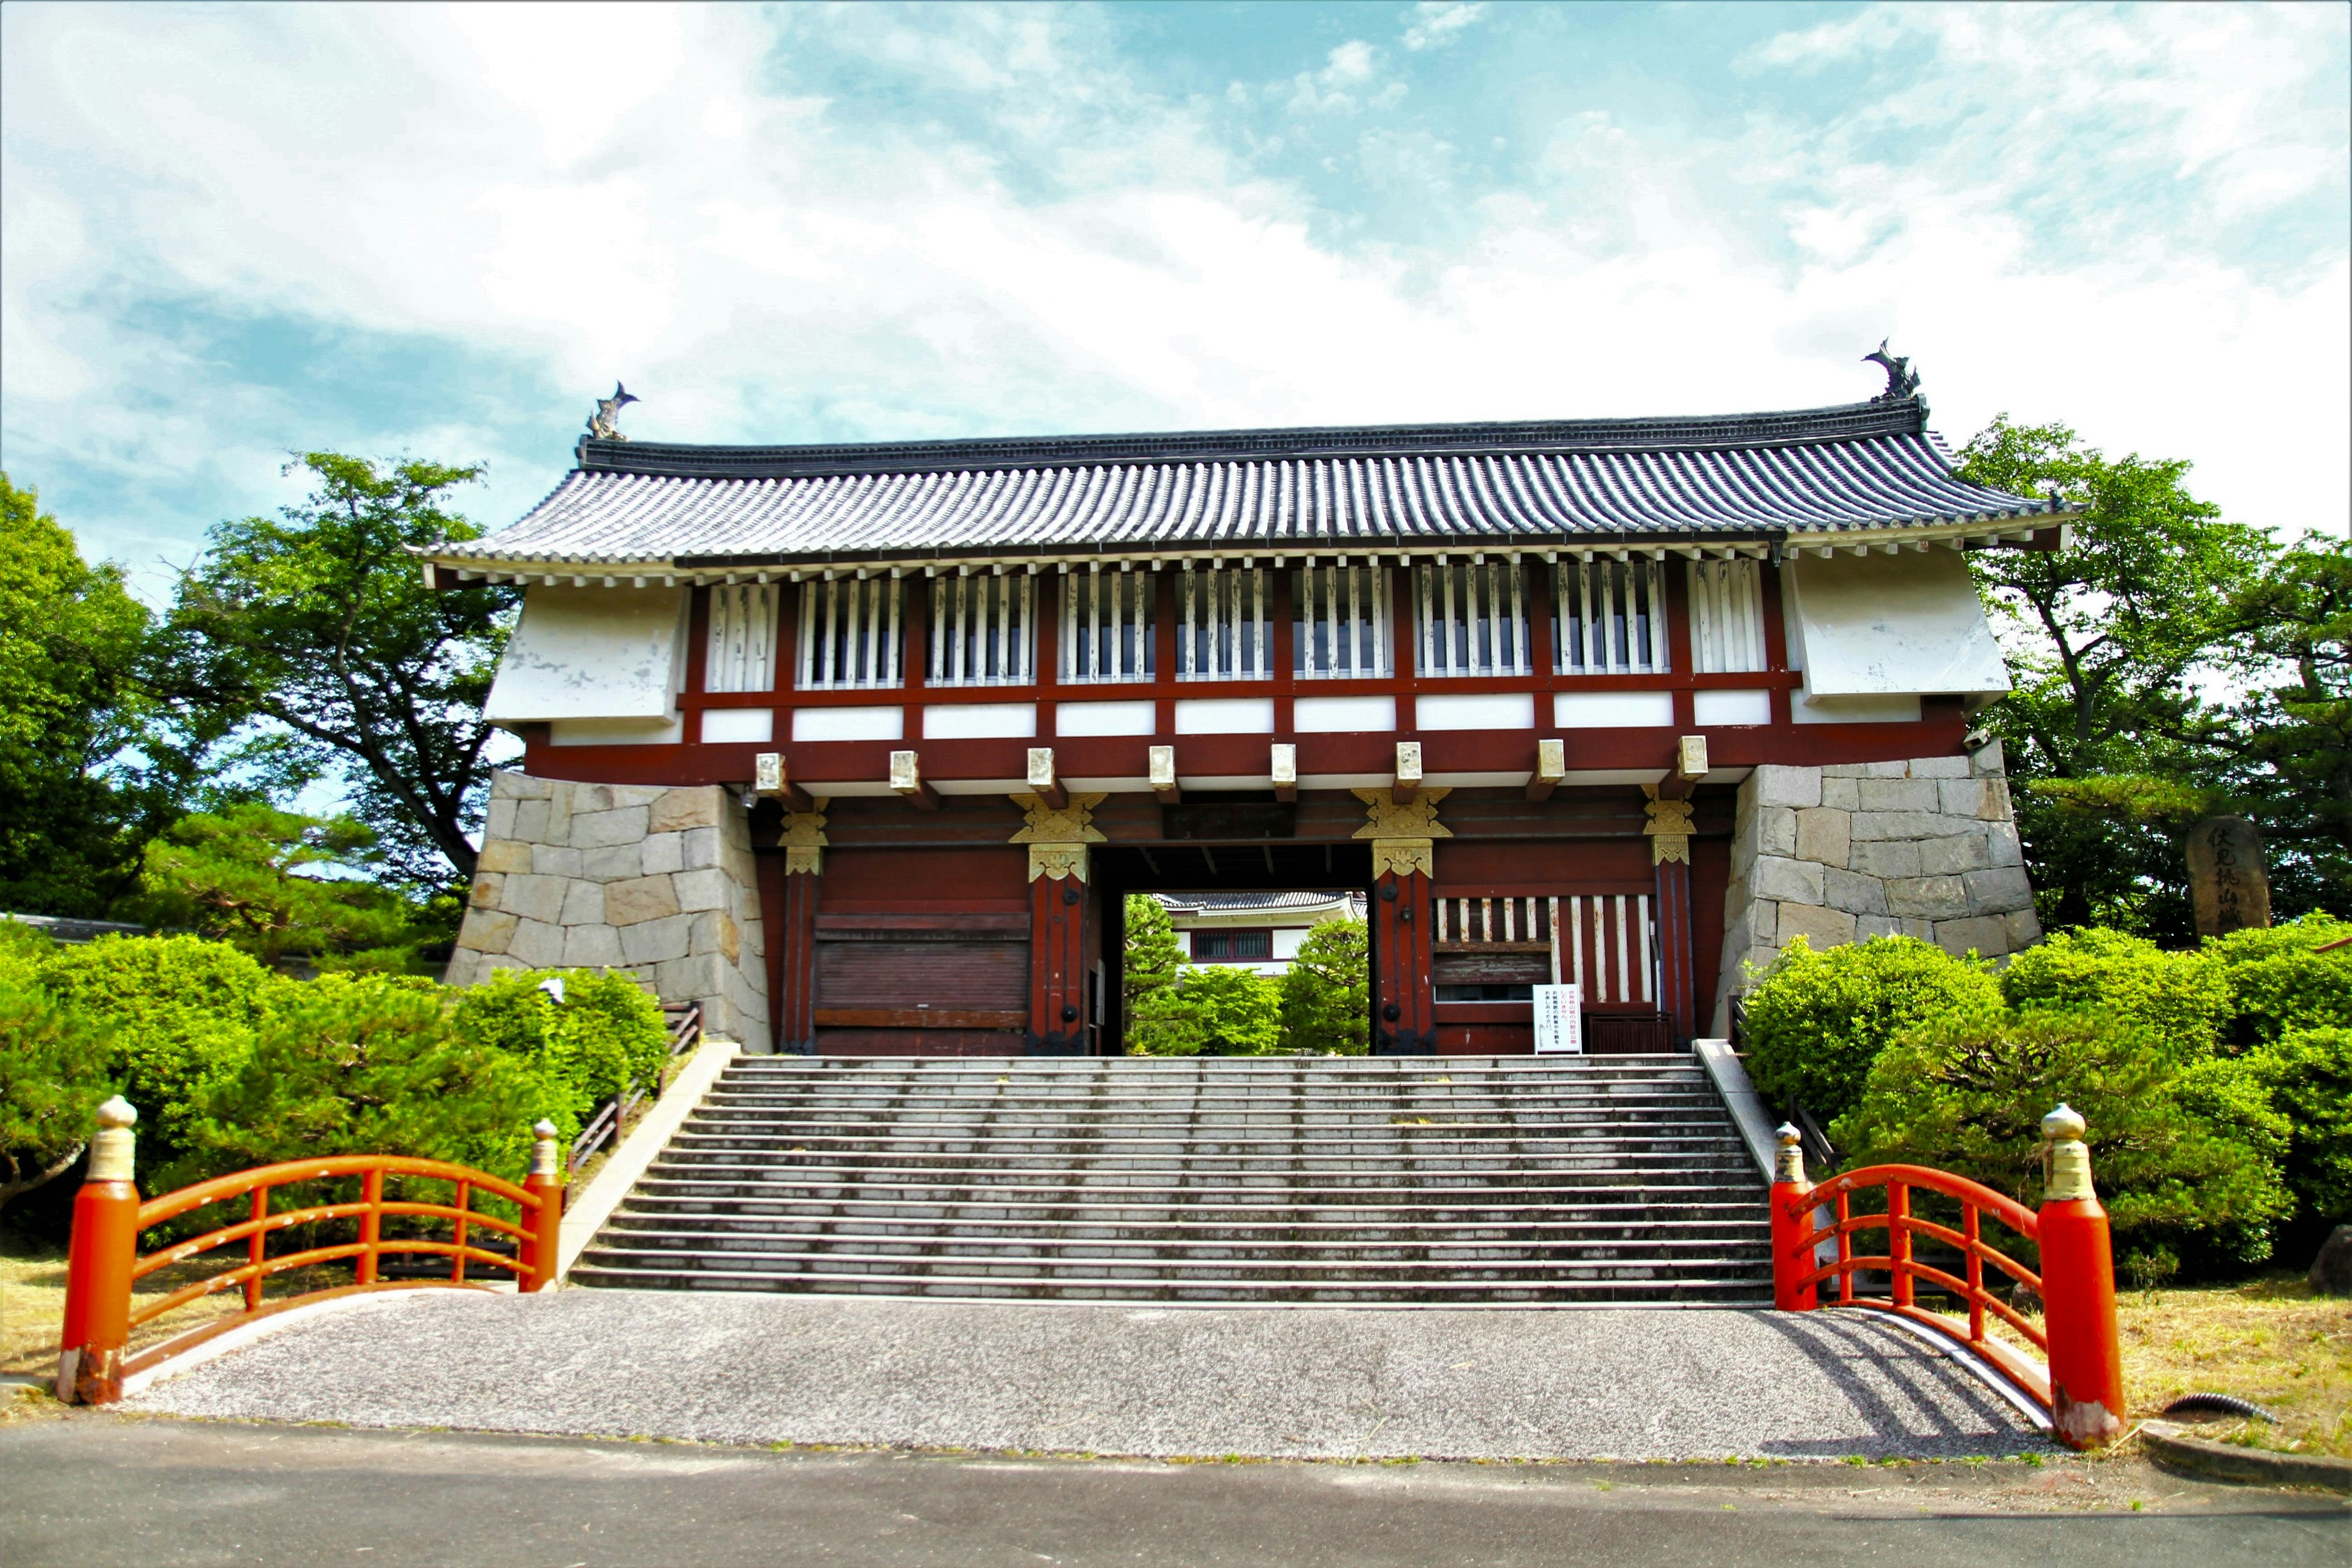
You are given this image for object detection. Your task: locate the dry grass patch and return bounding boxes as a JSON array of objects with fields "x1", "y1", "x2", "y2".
[
  {"x1": 2114, "y1": 1275, "x2": 2350, "y2": 1460},
  {"x1": 2, "y1": 1237, "x2": 380, "y2": 1380}
]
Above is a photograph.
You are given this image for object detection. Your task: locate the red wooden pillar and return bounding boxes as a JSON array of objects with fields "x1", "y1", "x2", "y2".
[
  {"x1": 1372, "y1": 868, "x2": 1436, "y2": 1054},
  {"x1": 1654, "y1": 853, "x2": 1697, "y2": 1044},
  {"x1": 1029, "y1": 866, "x2": 1090, "y2": 1055},
  {"x1": 769, "y1": 857, "x2": 819, "y2": 1054}
]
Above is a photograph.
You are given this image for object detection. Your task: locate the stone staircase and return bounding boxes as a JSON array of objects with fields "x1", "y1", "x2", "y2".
[{"x1": 571, "y1": 1055, "x2": 1772, "y2": 1304}]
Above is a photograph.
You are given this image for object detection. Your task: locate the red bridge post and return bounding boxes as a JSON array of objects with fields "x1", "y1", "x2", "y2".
[
  {"x1": 524, "y1": 1119, "x2": 564, "y2": 1292},
  {"x1": 56, "y1": 1096, "x2": 140, "y2": 1405},
  {"x1": 2037, "y1": 1104, "x2": 2125, "y2": 1449},
  {"x1": 1769, "y1": 1123, "x2": 1817, "y2": 1311}
]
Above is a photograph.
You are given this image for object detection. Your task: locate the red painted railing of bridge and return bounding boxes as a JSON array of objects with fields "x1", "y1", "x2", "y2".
[
  {"x1": 1770, "y1": 1104, "x2": 2126, "y2": 1450},
  {"x1": 55, "y1": 1099, "x2": 564, "y2": 1406}
]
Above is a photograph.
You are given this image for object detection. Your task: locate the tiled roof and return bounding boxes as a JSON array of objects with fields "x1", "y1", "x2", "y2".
[
  {"x1": 1153, "y1": 891, "x2": 1366, "y2": 916},
  {"x1": 429, "y1": 396, "x2": 2057, "y2": 571}
]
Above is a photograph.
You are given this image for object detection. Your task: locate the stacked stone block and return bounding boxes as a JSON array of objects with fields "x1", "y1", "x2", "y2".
[
  {"x1": 447, "y1": 772, "x2": 771, "y2": 1052},
  {"x1": 1710, "y1": 741, "x2": 2040, "y2": 1033}
]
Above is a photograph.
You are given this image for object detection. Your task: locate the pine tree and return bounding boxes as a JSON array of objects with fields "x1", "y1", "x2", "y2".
[{"x1": 1281, "y1": 918, "x2": 1370, "y2": 1054}]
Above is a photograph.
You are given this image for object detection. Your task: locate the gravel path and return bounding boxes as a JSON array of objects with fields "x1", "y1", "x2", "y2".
[{"x1": 126, "y1": 1290, "x2": 2049, "y2": 1460}]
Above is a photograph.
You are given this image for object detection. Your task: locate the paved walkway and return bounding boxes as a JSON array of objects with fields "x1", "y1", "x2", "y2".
[{"x1": 125, "y1": 1290, "x2": 2048, "y2": 1460}]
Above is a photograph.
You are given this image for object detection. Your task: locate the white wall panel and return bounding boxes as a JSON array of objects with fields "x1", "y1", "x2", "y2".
[
  {"x1": 791, "y1": 706, "x2": 905, "y2": 742},
  {"x1": 923, "y1": 702, "x2": 1038, "y2": 739},
  {"x1": 1692, "y1": 689, "x2": 1773, "y2": 727},
  {"x1": 699, "y1": 709, "x2": 774, "y2": 744},
  {"x1": 1055, "y1": 699, "x2": 1158, "y2": 737},
  {"x1": 1294, "y1": 695, "x2": 1396, "y2": 733},
  {"x1": 1553, "y1": 690, "x2": 1675, "y2": 728},
  {"x1": 1174, "y1": 698, "x2": 1276, "y2": 734},
  {"x1": 1785, "y1": 550, "x2": 2008, "y2": 697},
  {"x1": 485, "y1": 585, "x2": 686, "y2": 723},
  {"x1": 1418, "y1": 692, "x2": 1535, "y2": 731}
]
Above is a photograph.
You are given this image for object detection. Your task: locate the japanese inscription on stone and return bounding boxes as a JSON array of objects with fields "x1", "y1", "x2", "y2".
[{"x1": 2186, "y1": 816, "x2": 2269, "y2": 938}]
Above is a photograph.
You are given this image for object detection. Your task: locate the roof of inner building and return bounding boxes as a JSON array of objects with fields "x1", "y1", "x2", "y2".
[{"x1": 428, "y1": 394, "x2": 2059, "y2": 571}]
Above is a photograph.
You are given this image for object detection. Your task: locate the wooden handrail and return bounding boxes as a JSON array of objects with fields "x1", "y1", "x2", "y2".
[
  {"x1": 55, "y1": 1105, "x2": 566, "y2": 1407},
  {"x1": 1768, "y1": 1114, "x2": 2126, "y2": 1450}
]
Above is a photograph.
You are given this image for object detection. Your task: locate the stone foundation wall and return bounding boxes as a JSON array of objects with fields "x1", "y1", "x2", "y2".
[
  {"x1": 1709, "y1": 741, "x2": 2040, "y2": 1035},
  {"x1": 446, "y1": 772, "x2": 771, "y2": 1052}
]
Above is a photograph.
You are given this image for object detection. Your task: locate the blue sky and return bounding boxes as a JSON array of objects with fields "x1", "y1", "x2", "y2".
[{"x1": 4, "y1": 1, "x2": 2346, "y2": 602}]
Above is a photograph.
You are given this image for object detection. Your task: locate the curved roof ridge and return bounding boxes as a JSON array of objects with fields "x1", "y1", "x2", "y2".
[{"x1": 576, "y1": 397, "x2": 1929, "y2": 482}]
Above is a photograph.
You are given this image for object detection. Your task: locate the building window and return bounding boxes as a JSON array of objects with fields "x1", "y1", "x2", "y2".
[
  {"x1": 797, "y1": 576, "x2": 903, "y2": 690},
  {"x1": 1688, "y1": 559, "x2": 1767, "y2": 673},
  {"x1": 1294, "y1": 563, "x2": 1393, "y2": 679},
  {"x1": 1178, "y1": 567, "x2": 1272, "y2": 681},
  {"x1": 1061, "y1": 568, "x2": 1155, "y2": 683},
  {"x1": 1556, "y1": 559, "x2": 1668, "y2": 675},
  {"x1": 930, "y1": 572, "x2": 1035, "y2": 685},
  {"x1": 705, "y1": 583, "x2": 780, "y2": 692},
  {"x1": 1416, "y1": 562, "x2": 1529, "y2": 678},
  {"x1": 1191, "y1": 929, "x2": 1272, "y2": 962}
]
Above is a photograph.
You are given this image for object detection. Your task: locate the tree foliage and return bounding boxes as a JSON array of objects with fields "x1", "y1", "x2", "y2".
[
  {"x1": 1121, "y1": 895, "x2": 1183, "y2": 1011},
  {"x1": 1280, "y1": 917, "x2": 1369, "y2": 1054},
  {"x1": 451, "y1": 968, "x2": 671, "y2": 1139},
  {"x1": 1954, "y1": 417, "x2": 2274, "y2": 935},
  {"x1": 0, "y1": 980, "x2": 116, "y2": 1213},
  {"x1": 1836, "y1": 1010, "x2": 2290, "y2": 1270},
  {"x1": 2217, "y1": 536, "x2": 2352, "y2": 909},
  {"x1": 146, "y1": 454, "x2": 516, "y2": 886},
  {"x1": 131, "y1": 804, "x2": 420, "y2": 965},
  {"x1": 1740, "y1": 936, "x2": 2003, "y2": 1124},
  {"x1": 0, "y1": 473, "x2": 173, "y2": 916}
]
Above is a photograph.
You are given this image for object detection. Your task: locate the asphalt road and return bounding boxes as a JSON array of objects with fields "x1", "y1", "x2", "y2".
[{"x1": 4, "y1": 1416, "x2": 2343, "y2": 1568}]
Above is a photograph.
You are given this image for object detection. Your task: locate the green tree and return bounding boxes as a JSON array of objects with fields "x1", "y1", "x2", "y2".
[
  {"x1": 2248, "y1": 1027, "x2": 2352, "y2": 1237},
  {"x1": 1280, "y1": 917, "x2": 1369, "y2": 1054},
  {"x1": 35, "y1": 933, "x2": 290, "y2": 1167},
  {"x1": 131, "y1": 804, "x2": 418, "y2": 965},
  {"x1": 146, "y1": 454, "x2": 516, "y2": 886},
  {"x1": 1122, "y1": 895, "x2": 1183, "y2": 1011},
  {"x1": 1168, "y1": 965, "x2": 1284, "y2": 1055},
  {"x1": 453, "y1": 968, "x2": 671, "y2": 1139},
  {"x1": 0, "y1": 981, "x2": 116, "y2": 1214},
  {"x1": 0, "y1": 473, "x2": 172, "y2": 915},
  {"x1": 168, "y1": 973, "x2": 553, "y2": 1192},
  {"x1": 1836, "y1": 1009, "x2": 2290, "y2": 1271},
  {"x1": 1740, "y1": 935, "x2": 2003, "y2": 1125},
  {"x1": 1954, "y1": 417, "x2": 2273, "y2": 935},
  {"x1": 1998, "y1": 927, "x2": 2233, "y2": 1055},
  {"x1": 2218, "y1": 536, "x2": 2352, "y2": 911}
]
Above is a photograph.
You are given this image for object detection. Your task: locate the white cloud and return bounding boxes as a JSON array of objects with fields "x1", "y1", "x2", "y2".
[
  {"x1": 0, "y1": 0, "x2": 2343, "y2": 599},
  {"x1": 1401, "y1": 2, "x2": 1489, "y2": 53}
]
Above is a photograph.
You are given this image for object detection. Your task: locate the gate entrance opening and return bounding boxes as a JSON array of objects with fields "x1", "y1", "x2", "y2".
[{"x1": 1094, "y1": 840, "x2": 1374, "y2": 1056}]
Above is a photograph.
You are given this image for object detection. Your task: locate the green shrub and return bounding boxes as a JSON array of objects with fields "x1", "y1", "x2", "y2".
[
  {"x1": 1280, "y1": 918, "x2": 1369, "y2": 1055},
  {"x1": 1834, "y1": 1009, "x2": 2290, "y2": 1270},
  {"x1": 167, "y1": 972, "x2": 554, "y2": 1193},
  {"x1": 0, "y1": 979, "x2": 116, "y2": 1213},
  {"x1": 1998, "y1": 928, "x2": 2232, "y2": 1055},
  {"x1": 2249, "y1": 1027, "x2": 2352, "y2": 1231},
  {"x1": 2205, "y1": 915, "x2": 2352, "y2": 1047},
  {"x1": 1741, "y1": 936, "x2": 2002, "y2": 1125},
  {"x1": 1130, "y1": 964, "x2": 1285, "y2": 1055},
  {"x1": 452, "y1": 968, "x2": 669, "y2": 1135},
  {"x1": 0, "y1": 919, "x2": 54, "y2": 990},
  {"x1": 36, "y1": 933, "x2": 290, "y2": 1162}
]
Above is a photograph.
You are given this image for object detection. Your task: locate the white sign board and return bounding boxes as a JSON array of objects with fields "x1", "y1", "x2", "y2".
[{"x1": 1533, "y1": 984, "x2": 1583, "y2": 1055}]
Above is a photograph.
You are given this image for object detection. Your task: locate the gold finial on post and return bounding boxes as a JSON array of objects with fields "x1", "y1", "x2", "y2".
[
  {"x1": 2042, "y1": 1103, "x2": 2094, "y2": 1202},
  {"x1": 1773, "y1": 1122, "x2": 1806, "y2": 1185}
]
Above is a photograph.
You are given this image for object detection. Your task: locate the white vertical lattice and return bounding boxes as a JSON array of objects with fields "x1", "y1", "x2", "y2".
[
  {"x1": 929, "y1": 573, "x2": 1035, "y2": 686},
  {"x1": 1178, "y1": 567, "x2": 1270, "y2": 680},
  {"x1": 1687, "y1": 559, "x2": 1766, "y2": 673},
  {"x1": 1061, "y1": 568, "x2": 1155, "y2": 682},
  {"x1": 1295, "y1": 563, "x2": 1392, "y2": 679},
  {"x1": 1550, "y1": 894, "x2": 1657, "y2": 1006},
  {"x1": 1555, "y1": 559, "x2": 1668, "y2": 674},
  {"x1": 1415, "y1": 562, "x2": 1529, "y2": 677},
  {"x1": 704, "y1": 583, "x2": 778, "y2": 693},
  {"x1": 796, "y1": 576, "x2": 903, "y2": 690}
]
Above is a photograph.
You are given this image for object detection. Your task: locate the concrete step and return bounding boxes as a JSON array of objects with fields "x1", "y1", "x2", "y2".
[{"x1": 574, "y1": 1054, "x2": 1773, "y2": 1306}]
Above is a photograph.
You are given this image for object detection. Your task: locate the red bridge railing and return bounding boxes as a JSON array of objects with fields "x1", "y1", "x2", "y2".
[
  {"x1": 1770, "y1": 1104, "x2": 2125, "y2": 1450},
  {"x1": 55, "y1": 1098, "x2": 564, "y2": 1406}
]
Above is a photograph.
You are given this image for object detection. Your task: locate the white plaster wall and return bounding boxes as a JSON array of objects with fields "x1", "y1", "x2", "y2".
[
  {"x1": 484, "y1": 585, "x2": 687, "y2": 723},
  {"x1": 1784, "y1": 551, "x2": 2009, "y2": 698}
]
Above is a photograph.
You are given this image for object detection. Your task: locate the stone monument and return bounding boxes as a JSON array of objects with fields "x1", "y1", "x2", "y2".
[{"x1": 2185, "y1": 816, "x2": 2269, "y2": 938}]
